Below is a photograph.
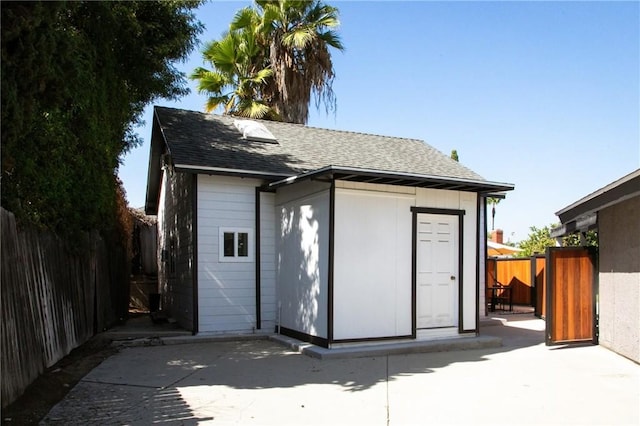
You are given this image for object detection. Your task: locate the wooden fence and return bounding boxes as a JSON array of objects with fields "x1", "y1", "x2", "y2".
[
  {"x1": 533, "y1": 255, "x2": 546, "y2": 317},
  {"x1": 546, "y1": 247, "x2": 596, "y2": 344},
  {"x1": 487, "y1": 257, "x2": 534, "y2": 305},
  {"x1": 1, "y1": 208, "x2": 128, "y2": 407},
  {"x1": 486, "y1": 255, "x2": 549, "y2": 317}
]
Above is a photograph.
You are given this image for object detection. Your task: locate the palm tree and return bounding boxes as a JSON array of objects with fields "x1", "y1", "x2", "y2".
[
  {"x1": 487, "y1": 197, "x2": 501, "y2": 231},
  {"x1": 195, "y1": 0, "x2": 344, "y2": 124},
  {"x1": 253, "y1": 0, "x2": 344, "y2": 124},
  {"x1": 190, "y1": 27, "x2": 275, "y2": 119}
]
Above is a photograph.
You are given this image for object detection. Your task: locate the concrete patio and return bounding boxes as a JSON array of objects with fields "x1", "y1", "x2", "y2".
[{"x1": 40, "y1": 313, "x2": 639, "y2": 425}]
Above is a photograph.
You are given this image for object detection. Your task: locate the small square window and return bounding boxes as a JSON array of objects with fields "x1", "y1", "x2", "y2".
[
  {"x1": 237, "y1": 232, "x2": 248, "y2": 257},
  {"x1": 223, "y1": 232, "x2": 235, "y2": 257},
  {"x1": 219, "y1": 228, "x2": 253, "y2": 262}
]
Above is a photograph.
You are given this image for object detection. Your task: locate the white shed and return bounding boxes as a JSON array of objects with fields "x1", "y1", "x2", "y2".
[{"x1": 145, "y1": 106, "x2": 514, "y2": 347}]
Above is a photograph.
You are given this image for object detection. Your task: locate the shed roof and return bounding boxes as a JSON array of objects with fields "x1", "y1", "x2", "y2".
[{"x1": 146, "y1": 106, "x2": 514, "y2": 214}]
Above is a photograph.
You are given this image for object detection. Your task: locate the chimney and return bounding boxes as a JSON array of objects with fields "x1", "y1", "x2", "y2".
[{"x1": 491, "y1": 229, "x2": 504, "y2": 244}]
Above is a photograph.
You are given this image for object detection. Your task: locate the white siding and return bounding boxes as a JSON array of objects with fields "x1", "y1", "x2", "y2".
[
  {"x1": 479, "y1": 197, "x2": 487, "y2": 318},
  {"x1": 460, "y1": 192, "x2": 478, "y2": 331},
  {"x1": 275, "y1": 181, "x2": 331, "y2": 338},
  {"x1": 197, "y1": 175, "x2": 264, "y2": 333},
  {"x1": 260, "y1": 192, "x2": 277, "y2": 331},
  {"x1": 333, "y1": 188, "x2": 414, "y2": 340}
]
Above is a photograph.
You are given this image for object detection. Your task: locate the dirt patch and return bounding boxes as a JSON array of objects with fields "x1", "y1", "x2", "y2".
[{"x1": 2, "y1": 335, "x2": 119, "y2": 425}]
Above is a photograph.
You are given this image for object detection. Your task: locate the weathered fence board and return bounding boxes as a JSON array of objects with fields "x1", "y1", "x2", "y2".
[{"x1": 1, "y1": 208, "x2": 126, "y2": 407}]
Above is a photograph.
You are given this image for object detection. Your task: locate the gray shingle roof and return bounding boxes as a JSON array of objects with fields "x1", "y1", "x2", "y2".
[{"x1": 154, "y1": 106, "x2": 485, "y2": 181}]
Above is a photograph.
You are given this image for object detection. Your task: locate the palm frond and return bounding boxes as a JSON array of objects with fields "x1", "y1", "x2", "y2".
[
  {"x1": 236, "y1": 99, "x2": 272, "y2": 119},
  {"x1": 230, "y1": 7, "x2": 257, "y2": 31},
  {"x1": 205, "y1": 95, "x2": 230, "y2": 113}
]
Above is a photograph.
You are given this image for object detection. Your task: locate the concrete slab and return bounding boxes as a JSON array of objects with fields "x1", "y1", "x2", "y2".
[
  {"x1": 271, "y1": 334, "x2": 502, "y2": 359},
  {"x1": 41, "y1": 314, "x2": 640, "y2": 426}
]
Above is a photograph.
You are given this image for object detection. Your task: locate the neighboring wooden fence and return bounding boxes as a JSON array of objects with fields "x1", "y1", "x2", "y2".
[
  {"x1": 487, "y1": 257, "x2": 534, "y2": 306},
  {"x1": 1, "y1": 208, "x2": 128, "y2": 407}
]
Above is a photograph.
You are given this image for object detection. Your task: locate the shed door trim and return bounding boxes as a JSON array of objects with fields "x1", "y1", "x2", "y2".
[{"x1": 411, "y1": 207, "x2": 465, "y2": 335}]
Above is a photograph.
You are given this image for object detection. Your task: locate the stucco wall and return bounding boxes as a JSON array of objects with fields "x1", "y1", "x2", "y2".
[
  {"x1": 598, "y1": 196, "x2": 640, "y2": 363},
  {"x1": 157, "y1": 168, "x2": 194, "y2": 331}
]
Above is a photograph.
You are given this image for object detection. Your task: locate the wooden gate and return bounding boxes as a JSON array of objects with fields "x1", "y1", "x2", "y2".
[
  {"x1": 532, "y1": 255, "x2": 546, "y2": 317},
  {"x1": 545, "y1": 247, "x2": 597, "y2": 345}
]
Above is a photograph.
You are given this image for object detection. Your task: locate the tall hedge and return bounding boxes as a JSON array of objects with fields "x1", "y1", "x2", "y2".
[{"x1": 1, "y1": 1, "x2": 203, "y2": 236}]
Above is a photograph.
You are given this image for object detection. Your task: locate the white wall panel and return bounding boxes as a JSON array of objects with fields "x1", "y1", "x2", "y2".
[
  {"x1": 333, "y1": 189, "x2": 414, "y2": 340},
  {"x1": 460, "y1": 191, "x2": 478, "y2": 331},
  {"x1": 259, "y1": 192, "x2": 277, "y2": 331},
  {"x1": 275, "y1": 182, "x2": 331, "y2": 338},
  {"x1": 197, "y1": 175, "x2": 263, "y2": 333}
]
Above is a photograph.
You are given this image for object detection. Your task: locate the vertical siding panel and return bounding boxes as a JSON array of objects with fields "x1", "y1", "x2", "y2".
[
  {"x1": 260, "y1": 192, "x2": 277, "y2": 331},
  {"x1": 197, "y1": 175, "x2": 263, "y2": 333}
]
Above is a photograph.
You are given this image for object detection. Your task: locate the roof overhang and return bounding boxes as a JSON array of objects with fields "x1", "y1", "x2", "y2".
[
  {"x1": 173, "y1": 164, "x2": 290, "y2": 181},
  {"x1": 144, "y1": 111, "x2": 167, "y2": 215},
  {"x1": 550, "y1": 168, "x2": 640, "y2": 238},
  {"x1": 267, "y1": 165, "x2": 515, "y2": 193}
]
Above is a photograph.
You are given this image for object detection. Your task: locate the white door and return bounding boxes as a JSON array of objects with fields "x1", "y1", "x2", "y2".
[{"x1": 416, "y1": 214, "x2": 459, "y2": 329}]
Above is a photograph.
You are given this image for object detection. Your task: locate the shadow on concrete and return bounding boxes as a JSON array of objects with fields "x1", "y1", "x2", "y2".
[{"x1": 86, "y1": 314, "x2": 548, "y2": 394}]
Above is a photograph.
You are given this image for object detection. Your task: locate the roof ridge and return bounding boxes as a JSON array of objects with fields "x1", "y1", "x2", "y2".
[{"x1": 154, "y1": 105, "x2": 424, "y2": 143}]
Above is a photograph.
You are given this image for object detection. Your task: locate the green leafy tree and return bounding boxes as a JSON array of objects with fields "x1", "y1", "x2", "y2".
[
  {"x1": 516, "y1": 224, "x2": 598, "y2": 257},
  {"x1": 193, "y1": 0, "x2": 344, "y2": 124},
  {"x1": 517, "y1": 225, "x2": 556, "y2": 257},
  {"x1": 1, "y1": 1, "x2": 203, "y2": 235},
  {"x1": 563, "y1": 230, "x2": 598, "y2": 247}
]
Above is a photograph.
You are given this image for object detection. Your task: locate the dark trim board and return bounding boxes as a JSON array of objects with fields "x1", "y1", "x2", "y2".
[
  {"x1": 411, "y1": 207, "x2": 466, "y2": 216},
  {"x1": 411, "y1": 212, "x2": 417, "y2": 338},
  {"x1": 471, "y1": 194, "x2": 482, "y2": 334},
  {"x1": 327, "y1": 181, "x2": 336, "y2": 343},
  {"x1": 411, "y1": 207, "x2": 465, "y2": 336},
  {"x1": 192, "y1": 175, "x2": 199, "y2": 335},
  {"x1": 254, "y1": 187, "x2": 261, "y2": 329},
  {"x1": 457, "y1": 212, "x2": 465, "y2": 333},
  {"x1": 332, "y1": 334, "x2": 414, "y2": 344},
  {"x1": 280, "y1": 326, "x2": 330, "y2": 348}
]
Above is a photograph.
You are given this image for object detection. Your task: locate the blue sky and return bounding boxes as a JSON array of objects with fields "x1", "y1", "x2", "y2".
[{"x1": 119, "y1": 0, "x2": 640, "y2": 243}]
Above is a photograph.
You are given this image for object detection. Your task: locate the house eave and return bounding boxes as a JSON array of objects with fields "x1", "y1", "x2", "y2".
[
  {"x1": 266, "y1": 165, "x2": 515, "y2": 193},
  {"x1": 173, "y1": 164, "x2": 291, "y2": 181},
  {"x1": 554, "y1": 168, "x2": 640, "y2": 225},
  {"x1": 551, "y1": 168, "x2": 640, "y2": 238}
]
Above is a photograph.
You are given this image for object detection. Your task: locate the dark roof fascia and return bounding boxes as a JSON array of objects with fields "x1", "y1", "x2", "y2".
[
  {"x1": 550, "y1": 214, "x2": 598, "y2": 238},
  {"x1": 555, "y1": 169, "x2": 640, "y2": 225},
  {"x1": 145, "y1": 109, "x2": 170, "y2": 215},
  {"x1": 484, "y1": 192, "x2": 507, "y2": 200},
  {"x1": 173, "y1": 163, "x2": 291, "y2": 181},
  {"x1": 266, "y1": 165, "x2": 515, "y2": 193}
]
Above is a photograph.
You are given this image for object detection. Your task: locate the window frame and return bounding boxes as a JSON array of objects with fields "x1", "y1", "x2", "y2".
[{"x1": 218, "y1": 227, "x2": 254, "y2": 263}]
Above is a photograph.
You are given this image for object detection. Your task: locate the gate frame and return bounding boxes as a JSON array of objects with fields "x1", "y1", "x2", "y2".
[{"x1": 545, "y1": 246, "x2": 599, "y2": 346}]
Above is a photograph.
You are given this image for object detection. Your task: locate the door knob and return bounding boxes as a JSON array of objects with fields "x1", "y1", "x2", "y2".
[{"x1": 450, "y1": 276, "x2": 456, "y2": 280}]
